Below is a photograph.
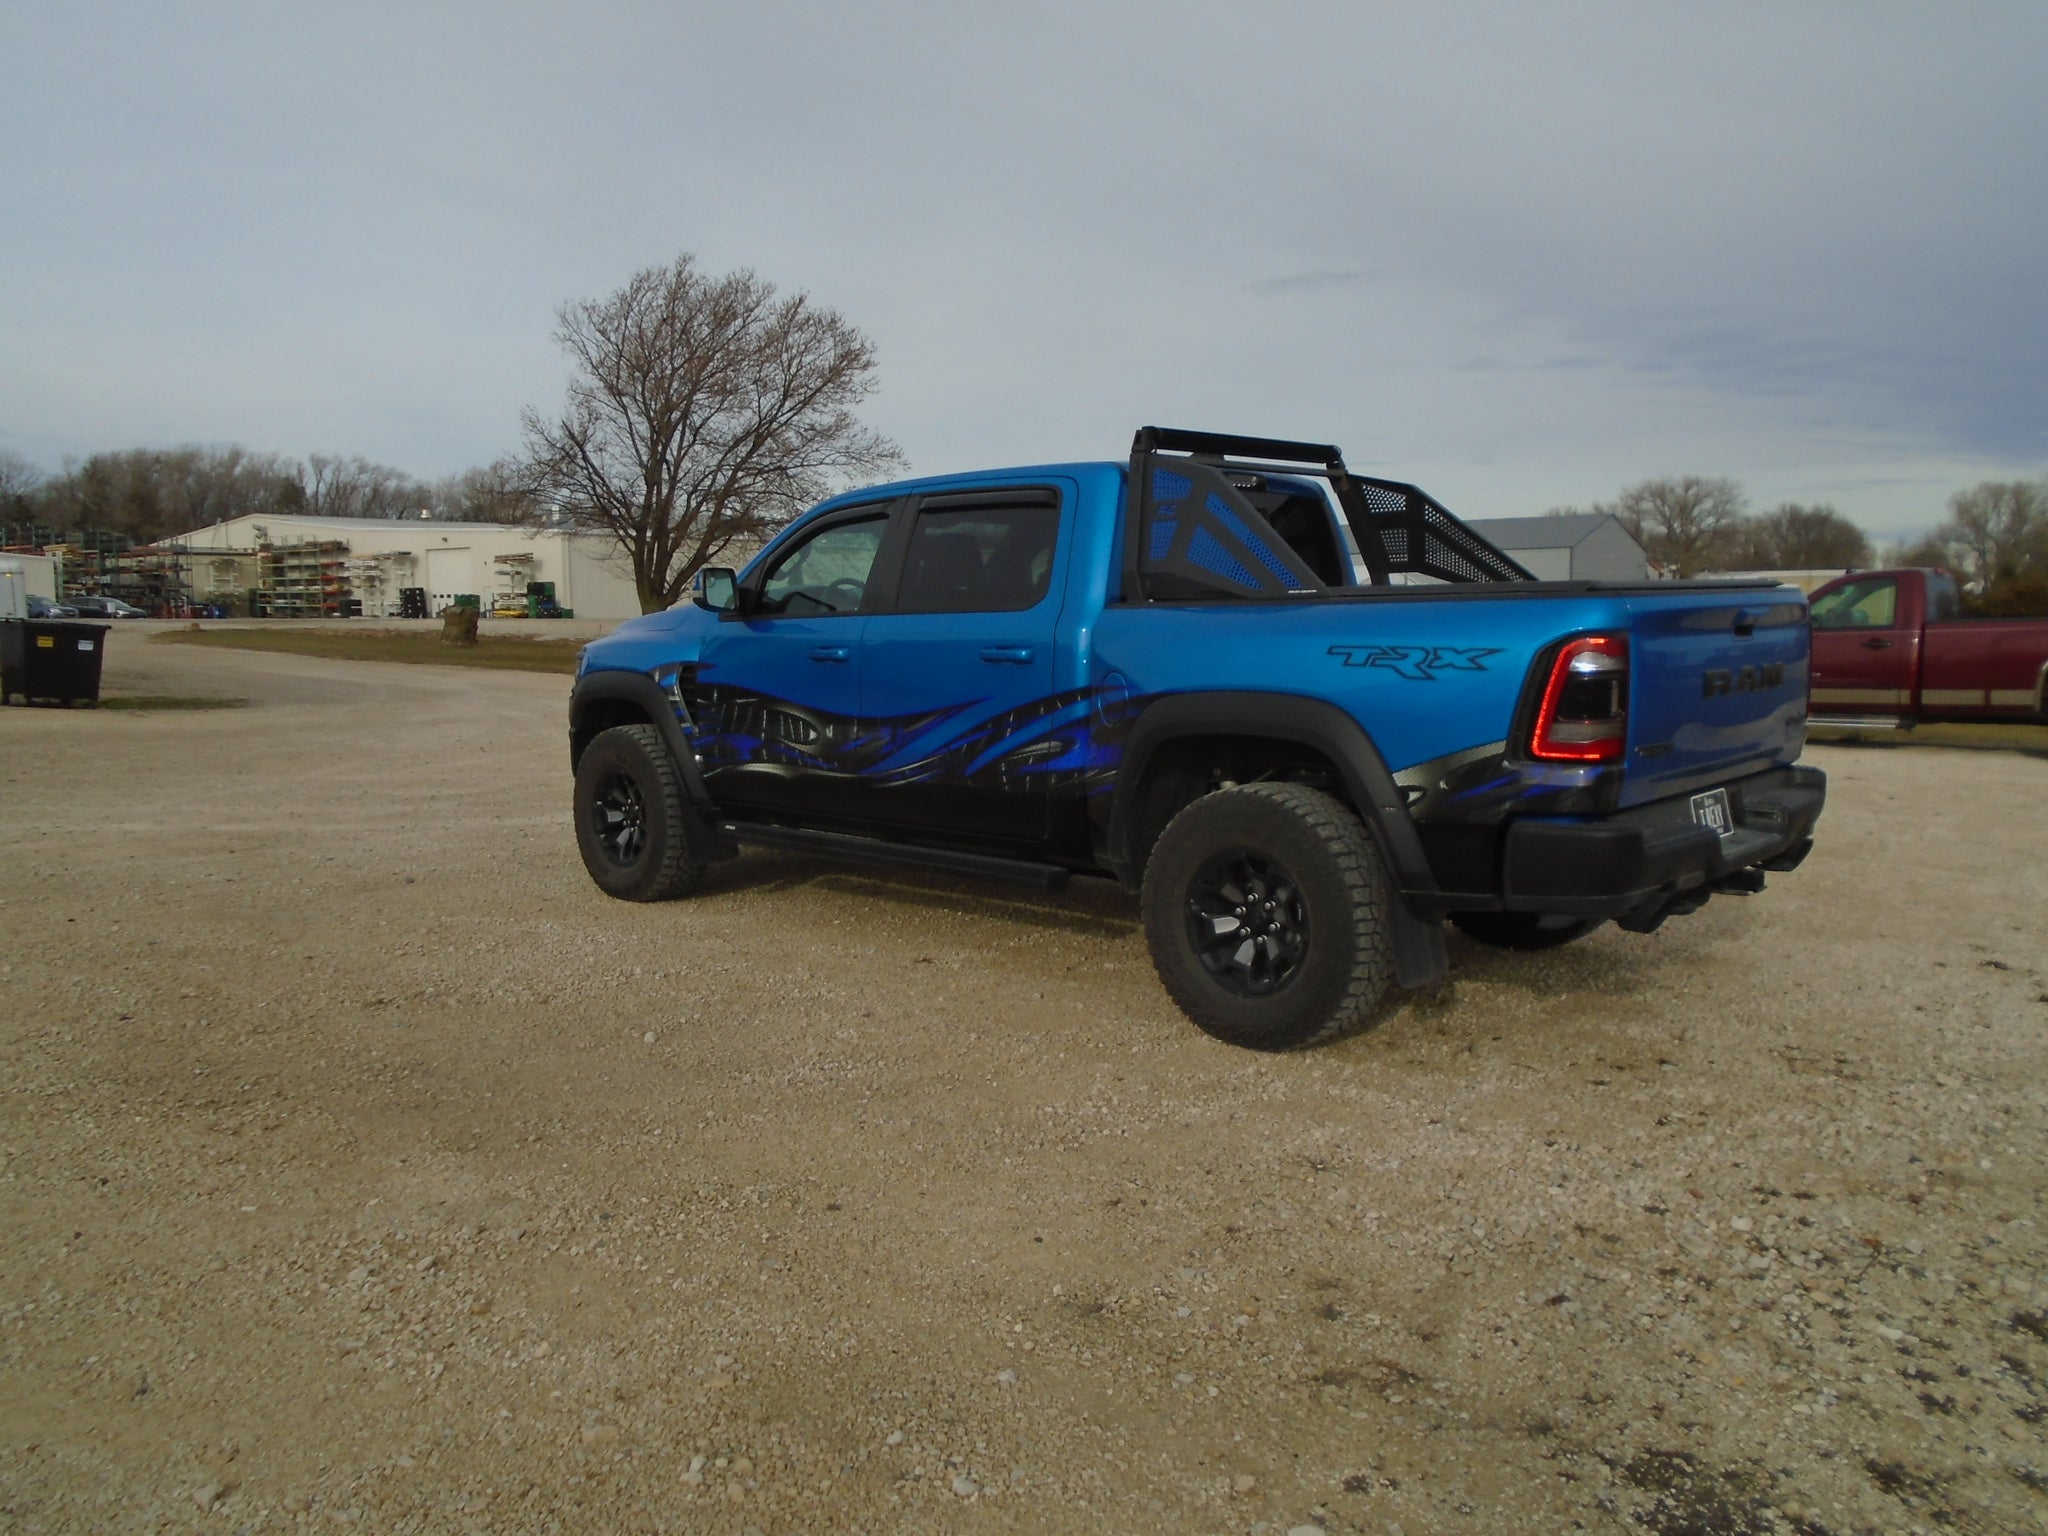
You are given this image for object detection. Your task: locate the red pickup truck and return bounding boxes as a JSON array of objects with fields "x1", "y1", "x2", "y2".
[{"x1": 1808, "y1": 567, "x2": 2048, "y2": 722}]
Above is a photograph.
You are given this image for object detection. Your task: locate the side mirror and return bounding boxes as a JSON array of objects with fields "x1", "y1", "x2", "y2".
[{"x1": 695, "y1": 566, "x2": 738, "y2": 613}]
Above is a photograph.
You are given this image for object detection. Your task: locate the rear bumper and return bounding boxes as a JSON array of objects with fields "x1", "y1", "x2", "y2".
[{"x1": 1498, "y1": 764, "x2": 1826, "y2": 920}]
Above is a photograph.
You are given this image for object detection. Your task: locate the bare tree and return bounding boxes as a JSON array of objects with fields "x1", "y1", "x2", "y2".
[
  {"x1": 41, "y1": 451, "x2": 163, "y2": 541},
  {"x1": 31, "y1": 446, "x2": 308, "y2": 543},
  {"x1": 1600, "y1": 476, "x2": 1748, "y2": 577},
  {"x1": 0, "y1": 450, "x2": 43, "y2": 542},
  {"x1": 1737, "y1": 503, "x2": 1872, "y2": 570},
  {"x1": 158, "y1": 446, "x2": 303, "y2": 532},
  {"x1": 302, "y1": 454, "x2": 429, "y2": 519},
  {"x1": 1883, "y1": 533, "x2": 1954, "y2": 570},
  {"x1": 0, "y1": 449, "x2": 41, "y2": 504},
  {"x1": 519, "y1": 254, "x2": 905, "y2": 612},
  {"x1": 1935, "y1": 480, "x2": 2047, "y2": 586},
  {"x1": 21, "y1": 444, "x2": 529, "y2": 546},
  {"x1": 428, "y1": 461, "x2": 538, "y2": 523}
]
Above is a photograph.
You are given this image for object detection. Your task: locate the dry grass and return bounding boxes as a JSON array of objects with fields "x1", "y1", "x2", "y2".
[
  {"x1": 96, "y1": 694, "x2": 250, "y2": 711},
  {"x1": 1809, "y1": 718, "x2": 2048, "y2": 758},
  {"x1": 152, "y1": 625, "x2": 583, "y2": 674}
]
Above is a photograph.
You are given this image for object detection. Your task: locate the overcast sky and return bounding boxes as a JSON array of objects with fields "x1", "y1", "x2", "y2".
[{"x1": 4, "y1": 2, "x2": 2043, "y2": 539}]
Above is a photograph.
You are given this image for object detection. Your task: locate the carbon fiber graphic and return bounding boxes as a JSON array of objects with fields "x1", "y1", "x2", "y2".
[{"x1": 684, "y1": 684, "x2": 1120, "y2": 797}]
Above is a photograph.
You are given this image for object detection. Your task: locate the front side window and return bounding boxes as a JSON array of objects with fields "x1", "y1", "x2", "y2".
[
  {"x1": 894, "y1": 503, "x2": 1060, "y2": 614},
  {"x1": 1810, "y1": 576, "x2": 1898, "y2": 630},
  {"x1": 756, "y1": 515, "x2": 887, "y2": 616}
]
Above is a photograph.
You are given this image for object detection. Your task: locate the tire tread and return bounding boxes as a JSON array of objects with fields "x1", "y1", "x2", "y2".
[
  {"x1": 576, "y1": 722, "x2": 706, "y2": 902},
  {"x1": 1142, "y1": 781, "x2": 1393, "y2": 1050}
]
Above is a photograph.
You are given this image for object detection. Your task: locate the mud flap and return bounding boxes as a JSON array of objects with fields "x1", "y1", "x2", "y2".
[{"x1": 1390, "y1": 900, "x2": 1449, "y2": 990}]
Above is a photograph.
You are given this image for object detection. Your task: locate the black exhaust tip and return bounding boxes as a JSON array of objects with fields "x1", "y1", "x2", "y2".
[
  {"x1": 1759, "y1": 837, "x2": 1813, "y2": 873},
  {"x1": 1617, "y1": 889, "x2": 1714, "y2": 933}
]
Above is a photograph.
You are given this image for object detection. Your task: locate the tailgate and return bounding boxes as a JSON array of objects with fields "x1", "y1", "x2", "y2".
[{"x1": 1619, "y1": 590, "x2": 1810, "y2": 808}]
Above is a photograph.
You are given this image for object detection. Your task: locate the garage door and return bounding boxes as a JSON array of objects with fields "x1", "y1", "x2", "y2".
[{"x1": 425, "y1": 547, "x2": 472, "y2": 607}]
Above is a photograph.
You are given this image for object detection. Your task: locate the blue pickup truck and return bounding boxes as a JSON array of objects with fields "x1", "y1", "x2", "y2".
[{"x1": 569, "y1": 428, "x2": 1825, "y2": 1050}]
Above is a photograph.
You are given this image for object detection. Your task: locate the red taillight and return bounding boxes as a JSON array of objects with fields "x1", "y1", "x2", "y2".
[{"x1": 1530, "y1": 634, "x2": 1628, "y2": 763}]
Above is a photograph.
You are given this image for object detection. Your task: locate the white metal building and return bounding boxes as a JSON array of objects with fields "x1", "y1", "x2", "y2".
[
  {"x1": 1699, "y1": 567, "x2": 1849, "y2": 595},
  {"x1": 1464, "y1": 513, "x2": 1654, "y2": 581},
  {"x1": 162, "y1": 515, "x2": 646, "y2": 620},
  {"x1": 0, "y1": 553, "x2": 60, "y2": 610}
]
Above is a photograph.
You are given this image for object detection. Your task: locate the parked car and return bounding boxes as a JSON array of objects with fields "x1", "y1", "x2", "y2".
[
  {"x1": 25, "y1": 594, "x2": 79, "y2": 618},
  {"x1": 1808, "y1": 567, "x2": 2048, "y2": 722},
  {"x1": 66, "y1": 596, "x2": 147, "y2": 619},
  {"x1": 567, "y1": 427, "x2": 1825, "y2": 1050}
]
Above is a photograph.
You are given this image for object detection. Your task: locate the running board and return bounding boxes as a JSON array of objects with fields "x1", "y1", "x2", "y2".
[
  {"x1": 1809, "y1": 714, "x2": 1912, "y2": 731},
  {"x1": 722, "y1": 822, "x2": 1072, "y2": 892}
]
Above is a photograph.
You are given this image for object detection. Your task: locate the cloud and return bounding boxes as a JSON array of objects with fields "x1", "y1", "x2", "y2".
[
  {"x1": 0, "y1": 0, "x2": 2042, "y2": 533},
  {"x1": 1246, "y1": 269, "x2": 1375, "y2": 295}
]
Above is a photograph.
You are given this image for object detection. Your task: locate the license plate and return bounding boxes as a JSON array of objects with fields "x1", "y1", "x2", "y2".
[{"x1": 1690, "y1": 787, "x2": 1734, "y2": 839}]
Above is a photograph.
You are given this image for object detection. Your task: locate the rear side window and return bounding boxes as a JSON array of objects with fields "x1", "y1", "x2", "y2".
[
  {"x1": 1810, "y1": 576, "x2": 1898, "y2": 630},
  {"x1": 1244, "y1": 485, "x2": 1349, "y2": 585},
  {"x1": 1926, "y1": 574, "x2": 1964, "y2": 622},
  {"x1": 894, "y1": 503, "x2": 1060, "y2": 614}
]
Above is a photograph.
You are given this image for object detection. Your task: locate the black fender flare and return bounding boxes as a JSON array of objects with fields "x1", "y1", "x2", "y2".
[
  {"x1": 568, "y1": 669, "x2": 715, "y2": 810},
  {"x1": 1107, "y1": 690, "x2": 1448, "y2": 988}
]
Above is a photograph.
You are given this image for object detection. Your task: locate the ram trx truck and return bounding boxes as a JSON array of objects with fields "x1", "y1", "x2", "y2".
[
  {"x1": 569, "y1": 428, "x2": 1826, "y2": 1050},
  {"x1": 1808, "y1": 567, "x2": 2048, "y2": 724}
]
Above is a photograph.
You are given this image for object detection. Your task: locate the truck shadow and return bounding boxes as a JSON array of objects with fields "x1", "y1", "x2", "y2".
[
  {"x1": 697, "y1": 849, "x2": 1143, "y2": 942},
  {"x1": 1420, "y1": 928, "x2": 1660, "y2": 1004},
  {"x1": 700, "y1": 849, "x2": 1680, "y2": 1006}
]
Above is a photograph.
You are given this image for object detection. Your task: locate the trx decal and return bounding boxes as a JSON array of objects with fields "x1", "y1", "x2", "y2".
[{"x1": 1327, "y1": 644, "x2": 1501, "y2": 680}]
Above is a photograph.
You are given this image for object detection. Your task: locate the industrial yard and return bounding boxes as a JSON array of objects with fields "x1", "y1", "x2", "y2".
[
  {"x1": 2, "y1": 635, "x2": 2046, "y2": 1534},
  {"x1": 153, "y1": 516, "x2": 645, "y2": 622}
]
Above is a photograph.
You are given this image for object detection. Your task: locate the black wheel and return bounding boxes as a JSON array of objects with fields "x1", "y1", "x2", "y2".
[
  {"x1": 1142, "y1": 783, "x2": 1395, "y2": 1051},
  {"x1": 573, "y1": 723, "x2": 707, "y2": 902},
  {"x1": 1448, "y1": 910, "x2": 1605, "y2": 950}
]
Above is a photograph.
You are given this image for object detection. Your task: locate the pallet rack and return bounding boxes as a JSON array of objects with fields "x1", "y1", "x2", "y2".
[
  {"x1": 490, "y1": 551, "x2": 537, "y2": 615},
  {"x1": 344, "y1": 550, "x2": 416, "y2": 618},
  {"x1": 261, "y1": 540, "x2": 351, "y2": 617}
]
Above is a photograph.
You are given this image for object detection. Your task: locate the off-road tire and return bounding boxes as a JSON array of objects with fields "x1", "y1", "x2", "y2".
[
  {"x1": 574, "y1": 723, "x2": 707, "y2": 902},
  {"x1": 1448, "y1": 911, "x2": 1605, "y2": 951},
  {"x1": 1142, "y1": 782, "x2": 1395, "y2": 1051}
]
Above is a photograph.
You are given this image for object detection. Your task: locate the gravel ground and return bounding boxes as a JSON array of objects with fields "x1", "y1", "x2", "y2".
[{"x1": 2, "y1": 637, "x2": 2045, "y2": 1536}]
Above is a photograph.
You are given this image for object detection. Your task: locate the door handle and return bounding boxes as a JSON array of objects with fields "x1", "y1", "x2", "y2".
[
  {"x1": 979, "y1": 645, "x2": 1035, "y2": 664},
  {"x1": 808, "y1": 646, "x2": 851, "y2": 663},
  {"x1": 1860, "y1": 636, "x2": 1894, "y2": 650}
]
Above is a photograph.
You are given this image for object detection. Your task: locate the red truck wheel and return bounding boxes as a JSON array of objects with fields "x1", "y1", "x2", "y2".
[{"x1": 1142, "y1": 783, "x2": 1395, "y2": 1050}]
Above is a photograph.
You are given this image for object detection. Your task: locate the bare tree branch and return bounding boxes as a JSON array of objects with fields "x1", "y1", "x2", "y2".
[
  {"x1": 1733, "y1": 503, "x2": 1872, "y2": 569},
  {"x1": 1936, "y1": 481, "x2": 2048, "y2": 586},
  {"x1": 1598, "y1": 476, "x2": 1748, "y2": 577},
  {"x1": 516, "y1": 254, "x2": 905, "y2": 611}
]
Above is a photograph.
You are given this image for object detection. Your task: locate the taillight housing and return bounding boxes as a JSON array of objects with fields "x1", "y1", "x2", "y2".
[{"x1": 1529, "y1": 634, "x2": 1628, "y2": 762}]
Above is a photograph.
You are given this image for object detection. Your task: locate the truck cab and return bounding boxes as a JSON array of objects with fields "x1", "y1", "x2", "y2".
[{"x1": 1810, "y1": 567, "x2": 2048, "y2": 722}]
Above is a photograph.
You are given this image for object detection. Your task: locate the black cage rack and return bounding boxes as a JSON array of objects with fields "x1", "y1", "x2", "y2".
[{"x1": 1126, "y1": 426, "x2": 1532, "y2": 601}]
